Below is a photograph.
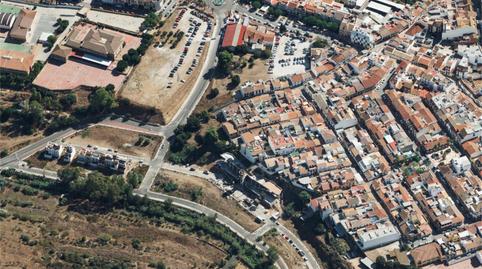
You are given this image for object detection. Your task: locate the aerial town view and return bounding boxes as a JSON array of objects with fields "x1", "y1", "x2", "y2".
[{"x1": 0, "y1": 0, "x2": 481, "y2": 268}]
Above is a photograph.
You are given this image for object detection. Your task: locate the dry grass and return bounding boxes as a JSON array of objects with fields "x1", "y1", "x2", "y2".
[
  {"x1": 264, "y1": 233, "x2": 306, "y2": 269},
  {"x1": 153, "y1": 169, "x2": 262, "y2": 232},
  {"x1": 0, "y1": 186, "x2": 227, "y2": 269},
  {"x1": 0, "y1": 128, "x2": 43, "y2": 154},
  {"x1": 64, "y1": 125, "x2": 162, "y2": 159}
]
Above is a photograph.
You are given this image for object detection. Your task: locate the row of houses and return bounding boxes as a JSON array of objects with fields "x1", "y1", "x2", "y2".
[{"x1": 44, "y1": 143, "x2": 129, "y2": 173}]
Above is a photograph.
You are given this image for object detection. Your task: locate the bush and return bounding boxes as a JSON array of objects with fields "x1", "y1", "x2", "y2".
[
  {"x1": 96, "y1": 233, "x2": 112, "y2": 245},
  {"x1": 161, "y1": 181, "x2": 178, "y2": 193},
  {"x1": 131, "y1": 239, "x2": 142, "y2": 250},
  {"x1": 207, "y1": 88, "x2": 219, "y2": 99}
]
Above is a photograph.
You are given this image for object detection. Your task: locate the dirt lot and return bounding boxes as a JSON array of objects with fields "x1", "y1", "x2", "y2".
[
  {"x1": 120, "y1": 7, "x2": 211, "y2": 124},
  {"x1": 264, "y1": 232, "x2": 306, "y2": 269},
  {"x1": 0, "y1": 186, "x2": 226, "y2": 269},
  {"x1": 195, "y1": 55, "x2": 270, "y2": 113},
  {"x1": 0, "y1": 128, "x2": 42, "y2": 154},
  {"x1": 64, "y1": 125, "x2": 162, "y2": 159},
  {"x1": 152, "y1": 169, "x2": 261, "y2": 232}
]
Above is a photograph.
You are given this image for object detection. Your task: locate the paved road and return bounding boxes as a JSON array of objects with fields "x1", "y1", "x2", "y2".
[
  {"x1": 0, "y1": 128, "x2": 77, "y2": 167},
  {"x1": 135, "y1": 189, "x2": 289, "y2": 269},
  {"x1": 137, "y1": 0, "x2": 228, "y2": 192}
]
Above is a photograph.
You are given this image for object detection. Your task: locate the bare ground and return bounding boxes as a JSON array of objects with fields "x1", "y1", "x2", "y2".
[
  {"x1": 152, "y1": 169, "x2": 261, "y2": 232},
  {"x1": 194, "y1": 55, "x2": 270, "y2": 114},
  {"x1": 264, "y1": 233, "x2": 306, "y2": 269},
  {"x1": 64, "y1": 125, "x2": 162, "y2": 159},
  {"x1": 120, "y1": 8, "x2": 211, "y2": 124}
]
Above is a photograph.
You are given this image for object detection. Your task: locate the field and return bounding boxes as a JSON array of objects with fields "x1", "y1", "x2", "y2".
[
  {"x1": 152, "y1": 169, "x2": 261, "y2": 232},
  {"x1": 0, "y1": 186, "x2": 227, "y2": 269},
  {"x1": 64, "y1": 125, "x2": 162, "y2": 159},
  {"x1": 120, "y1": 8, "x2": 211, "y2": 124}
]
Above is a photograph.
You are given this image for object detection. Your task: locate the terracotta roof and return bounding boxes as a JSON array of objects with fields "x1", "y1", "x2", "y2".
[
  {"x1": 9, "y1": 9, "x2": 36, "y2": 42},
  {"x1": 0, "y1": 48, "x2": 33, "y2": 74}
]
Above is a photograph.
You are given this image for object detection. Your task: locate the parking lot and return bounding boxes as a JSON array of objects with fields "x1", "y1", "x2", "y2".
[
  {"x1": 271, "y1": 35, "x2": 310, "y2": 78},
  {"x1": 120, "y1": 7, "x2": 212, "y2": 123}
]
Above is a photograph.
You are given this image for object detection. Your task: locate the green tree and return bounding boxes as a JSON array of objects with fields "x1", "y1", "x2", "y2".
[
  {"x1": 116, "y1": 60, "x2": 128, "y2": 72},
  {"x1": 229, "y1": 75, "x2": 241, "y2": 89},
  {"x1": 312, "y1": 38, "x2": 328, "y2": 48},
  {"x1": 218, "y1": 50, "x2": 233, "y2": 70},
  {"x1": 252, "y1": 1, "x2": 261, "y2": 9},
  {"x1": 89, "y1": 88, "x2": 117, "y2": 113},
  {"x1": 298, "y1": 191, "x2": 311, "y2": 205},
  {"x1": 185, "y1": 115, "x2": 201, "y2": 132},
  {"x1": 279, "y1": 24, "x2": 287, "y2": 33},
  {"x1": 60, "y1": 93, "x2": 77, "y2": 110},
  {"x1": 283, "y1": 202, "x2": 296, "y2": 219},
  {"x1": 21, "y1": 100, "x2": 44, "y2": 131},
  {"x1": 207, "y1": 88, "x2": 219, "y2": 99},
  {"x1": 46, "y1": 35, "x2": 57, "y2": 49},
  {"x1": 127, "y1": 170, "x2": 143, "y2": 188},
  {"x1": 141, "y1": 12, "x2": 161, "y2": 30},
  {"x1": 0, "y1": 149, "x2": 8, "y2": 158},
  {"x1": 267, "y1": 247, "x2": 278, "y2": 263},
  {"x1": 58, "y1": 167, "x2": 81, "y2": 188}
]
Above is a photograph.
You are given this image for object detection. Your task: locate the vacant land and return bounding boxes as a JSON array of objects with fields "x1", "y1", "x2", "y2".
[
  {"x1": 0, "y1": 186, "x2": 226, "y2": 269},
  {"x1": 0, "y1": 128, "x2": 42, "y2": 154},
  {"x1": 64, "y1": 125, "x2": 162, "y2": 159},
  {"x1": 120, "y1": 8, "x2": 211, "y2": 124},
  {"x1": 153, "y1": 169, "x2": 261, "y2": 232},
  {"x1": 264, "y1": 232, "x2": 306, "y2": 269},
  {"x1": 195, "y1": 55, "x2": 270, "y2": 113}
]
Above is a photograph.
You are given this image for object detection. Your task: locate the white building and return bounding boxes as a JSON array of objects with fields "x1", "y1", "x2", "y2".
[
  {"x1": 62, "y1": 145, "x2": 76, "y2": 163},
  {"x1": 451, "y1": 156, "x2": 471, "y2": 175},
  {"x1": 357, "y1": 224, "x2": 401, "y2": 250},
  {"x1": 44, "y1": 143, "x2": 64, "y2": 160}
]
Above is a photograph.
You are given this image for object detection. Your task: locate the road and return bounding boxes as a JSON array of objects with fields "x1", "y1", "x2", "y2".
[
  {"x1": 137, "y1": 0, "x2": 229, "y2": 193},
  {"x1": 0, "y1": 128, "x2": 77, "y2": 167},
  {"x1": 0, "y1": 1, "x2": 321, "y2": 268}
]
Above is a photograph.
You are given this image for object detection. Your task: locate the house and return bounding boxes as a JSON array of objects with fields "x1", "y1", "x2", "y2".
[
  {"x1": 62, "y1": 145, "x2": 76, "y2": 163},
  {"x1": 44, "y1": 143, "x2": 64, "y2": 160}
]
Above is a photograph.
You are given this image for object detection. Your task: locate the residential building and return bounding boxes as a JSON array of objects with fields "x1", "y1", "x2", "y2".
[
  {"x1": 352, "y1": 91, "x2": 417, "y2": 164},
  {"x1": 372, "y1": 174, "x2": 432, "y2": 241},
  {"x1": 340, "y1": 126, "x2": 390, "y2": 180},
  {"x1": 438, "y1": 164, "x2": 482, "y2": 220},
  {"x1": 311, "y1": 184, "x2": 401, "y2": 250},
  {"x1": 44, "y1": 143, "x2": 64, "y2": 160},
  {"x1": 385, "y1": 90, "x2": 449, "y2": 153},
  {"x1": 405, "y1": 171, "x2": 464, "y2": 231},
  {"x1": 65, "y1": 24, "x2": 124, "y2": 59},
  {"x1": 0, "y1": 43, "x2": 34, "y2": 75}
]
